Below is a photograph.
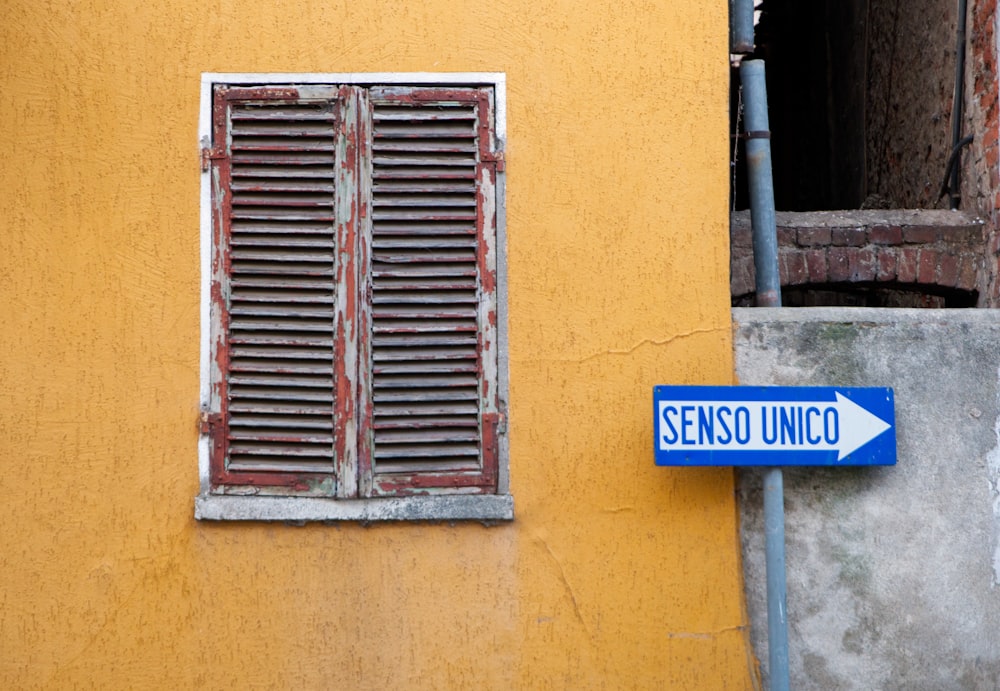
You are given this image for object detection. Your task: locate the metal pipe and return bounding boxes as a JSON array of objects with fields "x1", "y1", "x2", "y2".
[
  {"x1": 741, "y1": 58, "x2": 790, "y2": 691},
  {"x1": 763, "y1": 468, "x2": 789, "y2": 691},
  {"x1": 740, "y1": 60, "x2": 781, "y2": 309},
  {"x1": 730, "y1": 0, "x2": 755, "y2": 54},
  {"x1": 938, "y1": 134, "x2": 974, "y2": 203},
  {"x1": 948, "y1": 0, "x2": 968, "y2": 209}
]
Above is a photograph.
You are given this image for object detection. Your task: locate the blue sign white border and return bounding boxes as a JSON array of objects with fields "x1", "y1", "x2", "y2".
[{"x1": 654, "y1": 385, "x2": 896, "y2": 467}]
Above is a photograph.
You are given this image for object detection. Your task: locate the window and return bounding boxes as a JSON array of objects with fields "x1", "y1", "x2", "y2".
[{"x1": 196, "y1": 74, "x2": 511, "y2": 522}]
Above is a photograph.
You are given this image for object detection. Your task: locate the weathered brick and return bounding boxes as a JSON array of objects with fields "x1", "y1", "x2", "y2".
[
  {"x1": 986, "y1": 142, "x2": 999, "y2": 170},
  {"x1": 875, "y1": 248, "x2": 897, "y2": 281},
  {"x1": 993, "y1": 258, "x2": 1000, "y2": 301},
  {"x1": 828, "y1": 247, "x2": 851, "y2": 282},
  {"x1": 902, "y1": 226, "x2": 939, "y2": 244},
  {"x1": 777, "y1": 253, "x2": 789, "y2": 287},
  {"x1": 868, "y1": 224, "x2": 903, "y2": 245},
  {"x1": 985, "y1": 125, "x2": 999, "y2": 150},
  {"x1": 731, "y1": 221, "x2": 753, "y2": 249},
  {"x1": 730, "y1": 255, "x2": 755, "y2": 297},
  {"x1": 917, "y1": 248, "x2": 939, "y2": 284},
  {"x1": 803, "y1": 249, "x2": 827, "y2": 283},
  {"x1": 850, "y1": 248, "x2": 877, "y2": 282},
  {"x1": 730, "y1": 248, "x2": 750, "y2": 281},
  {"x1": 897, "y1": 248, "x2": 918, "y2": 283},
  {"x1": 831, "y1": 227, "x2": 866, "y2": 247},
  {"x1": 776, "y1": 227, "x2": 796, "y2": 246},
  {"x1": 989, "y1": 232, "x2": 1000, "y2": 255},
  {"x1": 939, "y1": 224, "x2": 983, "y2": 247},
  {"x1": 780, "y1": 250, "x2": 808, "y2": 286},
  {"x1": 956, "y1": 255, "x2": 978, "y2": 291},
  {"x1": 797, "y1": 227, "x2": 831, "y2": 247},
  {"x1": 937, "y1": 251, "x2": 959, "y2": 287}
]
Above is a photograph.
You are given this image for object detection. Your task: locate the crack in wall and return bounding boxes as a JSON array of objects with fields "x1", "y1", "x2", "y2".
[
  {"x1": 578, "y1": 327, "x2": 727, "y2": 363},
  {"x1": 535, "y1": 533, "x2": 591, "y2": 636},
  {"x1": 513, "y1": 326, "x2": 728, "y2": 365}
]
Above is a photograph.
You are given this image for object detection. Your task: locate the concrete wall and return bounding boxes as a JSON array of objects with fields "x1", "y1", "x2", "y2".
[
  {"x1": 735, "y1": 307, "x2": 1000, "y2": 689},
  {"x1": 0, "y1": 2, "x2": 753, "y2": 688}
]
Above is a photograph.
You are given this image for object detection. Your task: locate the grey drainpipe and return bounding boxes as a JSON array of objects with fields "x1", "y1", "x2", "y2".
[
  {"x1": 741, "y1": 61, "x2": 781, "y2": 309},
  {"x1": 740, "y1": 57, "x2": 790, "y2": 691},
  {"x1": 730, "y1": 4, "x2": 788, "y2": 687},
  {"x1": 730, "y1": 0, "x2": 755, "y2": 54}
]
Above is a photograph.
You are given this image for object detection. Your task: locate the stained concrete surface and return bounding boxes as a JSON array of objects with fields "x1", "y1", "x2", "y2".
[{"x1": 734, "y1": 307, "x2": 1000, "y2": 690}]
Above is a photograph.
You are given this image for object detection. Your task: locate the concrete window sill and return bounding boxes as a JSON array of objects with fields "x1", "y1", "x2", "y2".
[{"x1": 195, "y1": 493, "x2": 514, "y2": 524}]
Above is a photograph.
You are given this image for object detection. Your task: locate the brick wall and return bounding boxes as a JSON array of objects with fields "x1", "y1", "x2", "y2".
[
  {"x1": 967, "y1": 0, "x2": 1000, "y2": 302},
  {"x1": 731, "y1": 210, "x2": 986, "y2": 303}
]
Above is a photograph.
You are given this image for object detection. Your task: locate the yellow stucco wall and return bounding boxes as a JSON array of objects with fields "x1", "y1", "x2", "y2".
[{"x1": 1, "y1": 1, "x2": 753, "y2": 688}]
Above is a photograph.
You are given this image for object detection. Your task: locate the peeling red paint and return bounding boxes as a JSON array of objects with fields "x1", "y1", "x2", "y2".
[
  {"x1": 333, "y1": 103, "x2": 358, "y2": 497},
  {"x1": 209, "y1": 85, "x2": 342, "y2": 492},
  {"x1": 221, "y1": 86, "x2": 300, "y2": 101},
  {"x1": 372, "y1": 412, "x2": 499, "y2": 494},
  {"x1": 209, "y1": 83, "x2": 503, "y2": 500}
]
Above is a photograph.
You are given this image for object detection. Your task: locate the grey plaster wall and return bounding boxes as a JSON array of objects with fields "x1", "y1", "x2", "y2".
[{"x1": 734, "y1": 307, "x2": 1000, "y2": 690}]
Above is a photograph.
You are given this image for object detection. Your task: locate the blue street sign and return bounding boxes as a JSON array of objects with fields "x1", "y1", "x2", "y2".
[{"x1": 654, "y1": 386, "x2": 896, "y2": 466}]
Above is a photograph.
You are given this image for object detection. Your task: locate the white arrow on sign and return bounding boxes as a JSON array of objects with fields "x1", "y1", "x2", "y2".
[{"x1": 658, "y1": 392, "x2": 891, "y2": 460}]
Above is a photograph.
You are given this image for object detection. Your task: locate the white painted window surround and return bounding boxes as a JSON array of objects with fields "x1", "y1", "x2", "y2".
[{"x1": 196, "y1": 73, "x2": 510, "y2": 522}]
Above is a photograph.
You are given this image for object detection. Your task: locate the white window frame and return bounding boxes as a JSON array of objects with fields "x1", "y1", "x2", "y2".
[{"x1": 195, "y1": 72, "x2": 511, "y2": 522}]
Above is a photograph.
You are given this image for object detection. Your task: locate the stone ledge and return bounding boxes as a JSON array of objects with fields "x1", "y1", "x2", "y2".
[
  {"x1": 732, "y1": 305, "x2": 1000, "y2": 326},
  {"x1": 734, "y1": 208, "x2": 982, "y2": 229},
  {"x1": 195, "y1": 493, "x2": 515, "y2": 523}
]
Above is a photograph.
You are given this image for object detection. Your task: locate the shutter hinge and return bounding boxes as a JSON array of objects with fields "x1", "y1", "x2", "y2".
[
  {"x1": 199, "y1": 410, "x2": 223, "y2": 436},
  {"x1": 483, "y1": 149, "x2": 505, "y2": 173},
  {"x1": 200, "y1": 146, "x2": 225, "y2": 172}
]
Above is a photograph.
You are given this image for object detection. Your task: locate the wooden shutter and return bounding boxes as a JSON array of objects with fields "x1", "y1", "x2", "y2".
[
  {"x1": 207, "y1": 82, "x2": 503, "y2": 499},
  {"x1": 209, "y1": 85, "x2": 358, "y2": 493},
  {"x1": 361, "y1": 87, "x2": 501, "y2": 496}
]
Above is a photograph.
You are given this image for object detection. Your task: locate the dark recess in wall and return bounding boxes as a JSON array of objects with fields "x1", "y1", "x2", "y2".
[{"x1": 731, "y1": 0, "x2": 957, "y2": 212}]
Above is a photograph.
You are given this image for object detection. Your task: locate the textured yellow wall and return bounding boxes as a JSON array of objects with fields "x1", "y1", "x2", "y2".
[{"x1": 1, "y1": 1, "x2": 752, "y2": 688}]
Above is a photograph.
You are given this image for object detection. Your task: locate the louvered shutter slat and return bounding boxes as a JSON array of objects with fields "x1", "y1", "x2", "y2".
[
  {"x1": 374, "y1": 167, "x2": 477, "y2": 181},
  {"x1": 231, "y1": 151, "x2": 335, "y2": 166},
  {"x1": 374, "y1": 361, "x2": 478, "y2": 374},
  {"x1": 232, "y1": 105, "x2": 335, "y2": 121},
  {"x1": 373, "y1": 335, "x2": 478, "y2": 349},
  {"x1": 367, "y1": 92, "x2": 496, "y2": 486},
  {"x1": 373, "y1": 402, "x2": 480, "y2": 417},
  {"x1": 373, "y1": 180, "x2": 476, "y2": 192},
  {"x1": 372, "y1": 108, "x2": 477, "y2": 121},
  {"x1": 223, "y1": 96, "x2": 338, "y2": 478},
  {"x1": 229, "y1": 387, "x2": 333, "y2": 402}
]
